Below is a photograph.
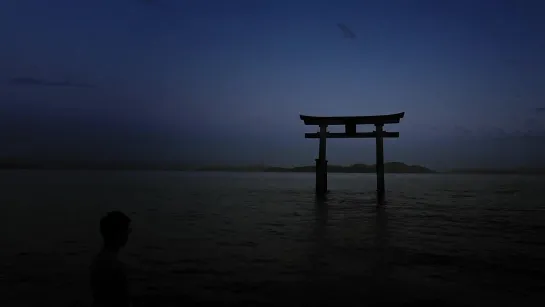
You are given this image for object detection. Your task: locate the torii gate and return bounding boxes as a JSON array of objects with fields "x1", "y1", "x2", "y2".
[{"x1": 300, "y1": 112, "x2": 405, "y2": 205}]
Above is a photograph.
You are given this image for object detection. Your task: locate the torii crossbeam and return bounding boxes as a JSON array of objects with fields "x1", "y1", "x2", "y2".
[{"x1": 300, "y1": 112, "x2": 405, "y2": 205}]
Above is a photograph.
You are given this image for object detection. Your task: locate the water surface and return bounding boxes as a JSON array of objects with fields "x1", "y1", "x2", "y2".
[{"x1": 0, "y1": 171, "x2": 544, "y2": 306}]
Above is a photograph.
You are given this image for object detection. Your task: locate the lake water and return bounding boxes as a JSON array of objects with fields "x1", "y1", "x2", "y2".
[{"x1": 0, "y1": 171, "x2": 544, "y2": 306}]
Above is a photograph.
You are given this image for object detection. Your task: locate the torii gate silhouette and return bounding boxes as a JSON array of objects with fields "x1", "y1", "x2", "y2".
[{"x1": 300, "y1": 112, "x2": 405, "y2": 206}]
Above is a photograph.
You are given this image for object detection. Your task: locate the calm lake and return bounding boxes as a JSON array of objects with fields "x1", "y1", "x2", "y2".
[{"x1": 0, "y1": 171, "x2": 544, "y2": 306}]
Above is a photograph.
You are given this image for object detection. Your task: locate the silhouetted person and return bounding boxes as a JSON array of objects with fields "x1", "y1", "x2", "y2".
[{"x1": 90, "y1": 211, "x2": 132, "y2": 307}]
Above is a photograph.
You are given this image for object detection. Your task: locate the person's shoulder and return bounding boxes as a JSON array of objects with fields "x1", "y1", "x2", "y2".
[{"x1": 90, "y1": 251, "x2": 124, "y2": 272}]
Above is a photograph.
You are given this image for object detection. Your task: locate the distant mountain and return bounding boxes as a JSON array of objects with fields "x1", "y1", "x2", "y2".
[
  {"x1": 0, "y1": 159, "x2": 434, "y2": 173},
  {"x1": 4, "y1": 159, "x2": 542, "y2": 174},
  {"x1": 264, "y1": 162, "x2": 435, "y2": 173}
]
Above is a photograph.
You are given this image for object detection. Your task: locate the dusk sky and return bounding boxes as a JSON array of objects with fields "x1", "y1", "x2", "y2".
[{"x1": 1, "y1": 0, "x2": 544, "y2": 169}]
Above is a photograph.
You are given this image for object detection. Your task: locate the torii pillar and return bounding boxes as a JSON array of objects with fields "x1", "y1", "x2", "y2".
[
  {"x1": 315, "y1": 124, "x2": 328, "y2": 196},
  {"x1": 300, "y1": 112, "x2": 405, "y2": 206}
]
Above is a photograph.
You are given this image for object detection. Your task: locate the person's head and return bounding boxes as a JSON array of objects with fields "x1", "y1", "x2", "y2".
[{"x1": 100, "y1": 211, "x2": 131, "y2": 250}]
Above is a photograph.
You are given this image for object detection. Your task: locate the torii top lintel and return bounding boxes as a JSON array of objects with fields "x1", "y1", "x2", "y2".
[{"x1": 300, "y1": 112, "x2": 404, "y2": 126}]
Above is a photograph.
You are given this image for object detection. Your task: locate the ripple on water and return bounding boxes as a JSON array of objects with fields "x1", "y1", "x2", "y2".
[{"x1": 1, "y1": 171, "x2": 545, "y2": 306}]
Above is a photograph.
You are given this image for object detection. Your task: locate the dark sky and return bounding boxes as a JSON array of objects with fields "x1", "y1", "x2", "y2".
[{"x1": 1, "y1": 0, "x2": 544, "y2": 169}]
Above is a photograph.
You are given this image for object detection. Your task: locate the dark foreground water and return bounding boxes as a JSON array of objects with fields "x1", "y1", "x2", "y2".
[{"x1": 0, "y1": 171, "x2": 544, "y2": 307}]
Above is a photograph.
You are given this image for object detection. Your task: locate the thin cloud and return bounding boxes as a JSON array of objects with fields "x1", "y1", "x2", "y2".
[
  {"x1": 536, "y1": 107, "x2": 545, "y2": 113},
  {"x1": 337, "y1": 23, "x2": 356, "y2": 39},
  {"x1": 8, "y1": 77, "x2": 94, "y2": 88}
]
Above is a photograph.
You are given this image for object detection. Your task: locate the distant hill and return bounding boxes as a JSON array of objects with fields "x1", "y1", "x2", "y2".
[
  {"x1": 3, "y1": 159, "x2": 542, "y2": 174},
  {"x1": 0, "y1": 159, "x2": 434, "y2": 173},
  {"x1": 264, "y1": 162, "x2": 435, "y2": 173}
]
